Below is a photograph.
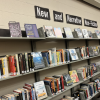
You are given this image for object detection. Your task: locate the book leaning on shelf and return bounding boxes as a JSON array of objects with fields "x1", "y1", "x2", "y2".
[{"x1": 0, "y1": 46, "x2": 100, "y2": 79}]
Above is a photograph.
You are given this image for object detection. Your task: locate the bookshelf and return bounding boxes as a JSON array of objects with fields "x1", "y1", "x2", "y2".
[{"x1": 0, "y1": 29, "x2": 100, "y2": 99}]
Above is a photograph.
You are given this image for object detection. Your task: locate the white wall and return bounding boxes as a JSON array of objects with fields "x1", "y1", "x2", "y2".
[{"x1": 0, "y1": 0, "x2": 100, "y2": 99}]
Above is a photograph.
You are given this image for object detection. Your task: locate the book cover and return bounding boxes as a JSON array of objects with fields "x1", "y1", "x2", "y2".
[
  {"x1": 8, "y1": 22, "x2": 22, "y2": 37},
  {"x1": 95, "y1": 79, "x2": 100, "y2": 90},
  {"x1": 69, "y1": 49, "x2": 78, "y2": 60},
  {"x1": 38, "y1": 27, "x2": 45, "y2": 37},
  {"x1": 95, "y1": 30, "x2": 100, "y2": 38},
  {"x1": 82, "y1": 29, "x2": 89, "y2": 38},
  {"x1": 74, "y1": 28, "x2": 83, "y2": 38},
  {"x1": 34, "y1": 81, "x2": 47, "y2": 100},
  {"x1": 87, "y1": 31, "x2": 93, "y2": 38},
  {"x1": 69, "y1": 70, "x2": 79, "y2": 83},
  {"x1": 43, "y1": 26, "x2": 56, "y2": 37},
  {"x1": 63, "y1": 74, "x2": 73, "y2": 86},
  {"x1": 63, "y1": 27, "x2": 73, "y2": 38},
  {"x1": 31, "y1": 52, "x2": 45, "y2": 70},
  {"x1": 53, "y1": 27, "x2": 63, "y2": 38},
  {"x1": 24, "y1": 24, "x2": 39, "y2": 38}
]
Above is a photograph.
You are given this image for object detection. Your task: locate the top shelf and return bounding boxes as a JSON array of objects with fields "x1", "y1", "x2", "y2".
[{"x1": 0, "y1": 29, "x2": 99, "y2": 41}]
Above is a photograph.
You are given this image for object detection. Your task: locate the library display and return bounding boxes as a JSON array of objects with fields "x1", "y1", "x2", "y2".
[{"x1": 0, "y1": 1, "x2": 100, "y2": 100}]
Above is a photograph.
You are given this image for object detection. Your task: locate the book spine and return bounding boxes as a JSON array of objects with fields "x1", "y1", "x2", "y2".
[
  {"x1": 9, "y1": 56, "x2": 16, "y2": 76},
  {"x1": 61, "y1": 76, "x2": 64, "y2": 90}
]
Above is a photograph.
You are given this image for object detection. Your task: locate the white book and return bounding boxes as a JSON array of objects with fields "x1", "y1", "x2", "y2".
[
  {"x1": 34, "y1": 81, "x2": 48, "y2": 100},
  {"x1": 95, "y1": 30, "x2": 100, "y2": 38},
  {"x1": 69, "y1": 49, "x2": 78, "y2": 60},
  {"x1": 43, "y1": 26, "x2": 56, "y2": 37},
  {"x1": 64, "y1": 27, "x2": 73, "y2": 38},
  {"x1": 82, "y1": 29, "x2": 89, "y2": 38},
  {"x1": 15, "y1": 54, "x2": 20, "y2": 75}
]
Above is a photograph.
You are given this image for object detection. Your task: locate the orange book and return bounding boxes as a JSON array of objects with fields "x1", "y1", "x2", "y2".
[{"x1": 57, "y1": 49, "x2": 65, "y2": 63}]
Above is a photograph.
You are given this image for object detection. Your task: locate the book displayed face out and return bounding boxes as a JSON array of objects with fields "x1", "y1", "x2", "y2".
[
  {"x1": 82, "y1": 29, "x2": 89, "y2": 38},
  {"x1": 24, "y1": 24, "x2": 39, "y2": 38},
  {"x1": 44, "y1": 26, "x2": 56, "y2": 37},
  {"x1": 64, "y1": 27, "x2": 73, "y2": 38},
  {"x1": 8, "y1": 22, "x2": 22, "y2": 37},
  {"x1": 53, "y1": 27, "x2": 63, "y2": 38},
  {"x1": 74, "y1": 28, "x2": 83, "y2": 38}
]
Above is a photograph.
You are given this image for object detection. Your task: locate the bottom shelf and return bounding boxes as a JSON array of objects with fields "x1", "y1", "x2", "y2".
[{"x1": 44, "y1": 72, "x2": 100, "y2": 100}]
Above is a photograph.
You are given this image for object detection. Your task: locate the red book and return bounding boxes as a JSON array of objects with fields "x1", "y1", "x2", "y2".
[
  {"x1": 86, "y1": 90, "x2": 88, "y2": 98},
  {"x1": 9, "y1": 56, "x2": 16, "y2": 76},
  {"x1": 87, "y1": 47, "x2": 89, "y2": 57}
]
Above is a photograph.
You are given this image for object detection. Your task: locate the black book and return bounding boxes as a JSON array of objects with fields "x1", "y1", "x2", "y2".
[
  {"x1": 28, "y1": 53, "x2": 32, "y2": 71},
  {"x1": 22, "y1": 53, "x2": 27, "y2": 73},
  {"x1": 18, "y1": 54, "x2": 23, "y2": 74},
  {"x1": 0, "y1": 60, "x2": 2, "y2": 79},
  {"x1": 63, "y1": 73, "x2": 73, "y2": 86},
  {"x1": 38, "y1": 27, "x2": 45, "y2": 38}
]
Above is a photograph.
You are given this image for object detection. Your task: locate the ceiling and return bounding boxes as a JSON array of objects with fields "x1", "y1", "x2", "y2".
[{"x1": 83, "y1": 0, "x2": 100, "y2": 9}]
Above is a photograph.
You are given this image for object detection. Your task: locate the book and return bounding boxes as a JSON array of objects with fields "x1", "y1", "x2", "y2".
[
  {"x1": 24, "y1": 24, "x2": 39, "y2": 38},
  {"x1": 63, "y1": 27, "x2": 73, "y2": 38},
  {"x1": 88, "y1": 46, "x2": 94, "y2": 57},
  {"x1": 34, "y1": 81, "x2": 47, "y2": 100},
  {"x1": 8, "y1": 56, "x2": 16, "y2": 76},
  {"x1": 53, "y1": 27, "x2": 63, "y2": 38},
  {"x1": 95, "y1": 79, "x2": 100, "y2": 90},
  {"x1": 82, "y1": 29, "x2": 89, "y2": 38},
  {"x1": 75, "y1": 48, "x2": 82, "y2": 59},
  {"x1": 74, "y1": 28, "x2": 83, "y2": 38},
  {"x1": 64, "y1": 49, "x2": 70, "y2": 63},
  {"x1": 49, "y1": 48, "x2": 57, "y2": 66},
  {"x1": 43, "y1": 26, "x2": 56, "y2": 37},
  {"x1": 87, "y1": 31, "x2": 93, "y2": 38},
  {"x1": 95, "y1": 30, "x2": 100, "y2": 38},
  {"x1": 57, "y1": 49, "x2": 65, "y2": 64},
  {"x1": 38, "y1": 27, "x2": 45, "y2": 37},
  {"x1": 52, "y1": 75, "x2": 64, "y2": 91},
  {"x1": 63, "y1": 73, "x2": 73, "y2": 86},
  {"x1": 69, "y1": 70, "x2": 79, "y2": 83},
  {"x1": 0, "y1": 57, "x2": 9, "y2": 78},
  {"x1": 69, "y1": 49, "x2": 78, "y2": 60},
  {"x1": 31, "y1": 52, "x2": 45, "y2": 70},
  {"x1": 8, "y1": 22, "x2": 22, "y2": 37},
  {"x1": 15, "y1": 54, "x2": 20, "y2": 75}
]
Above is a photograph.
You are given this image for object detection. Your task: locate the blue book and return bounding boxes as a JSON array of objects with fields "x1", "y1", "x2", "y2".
[
  {"x1": 24, "y1": 24, "x2": 39, "y2": 38},
  {"x1": 31, "y1": 52, "x2": 45, "y2": 70},
  {"x1": 42, "y1": 52, "x2": 49, "y2": 64},
  {"x1": 65, "y1": 49, "x2": 70, "y2": 62}
]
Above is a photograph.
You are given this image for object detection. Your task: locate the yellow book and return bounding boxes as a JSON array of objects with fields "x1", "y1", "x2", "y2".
[
  {"x1": 69, "y1": 70, "x2": 79, "y2": 83},
  {"x1": 56, "y1": 52, "x2": 60, "y2": 65}
]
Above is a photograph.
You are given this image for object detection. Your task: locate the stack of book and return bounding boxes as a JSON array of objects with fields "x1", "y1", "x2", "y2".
[{"x1": 1, "y1": 81, "x2": 48, "y2": 100}]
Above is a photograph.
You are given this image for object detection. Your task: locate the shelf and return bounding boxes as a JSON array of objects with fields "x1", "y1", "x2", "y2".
[
  {"x1": 46, "y1": 37, "x2": 99, "y2": 41},
  {"x1": 0, "y1": 55, "x2": 100, "y2": 82},
  {"x1": 87, "y1": 91, "x2": 100, "y2": 100},
  {"x1": 44, "y1": 72, "x2": 100, "y2": 100}
]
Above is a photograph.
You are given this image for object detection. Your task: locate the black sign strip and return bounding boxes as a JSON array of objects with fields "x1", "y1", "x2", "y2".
[
  {"x1": 84, "y1": 19, "x2": 98, "y2": 28},
  {"x1": 34, "y1": 6, "x2": 50, "y2": 20},
  {"x1": 53, "y1": 10, "x2": 63, "y2": 22},
  {"x1": 66, "y1": 14, "x2": 82, "y2": 25}
]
